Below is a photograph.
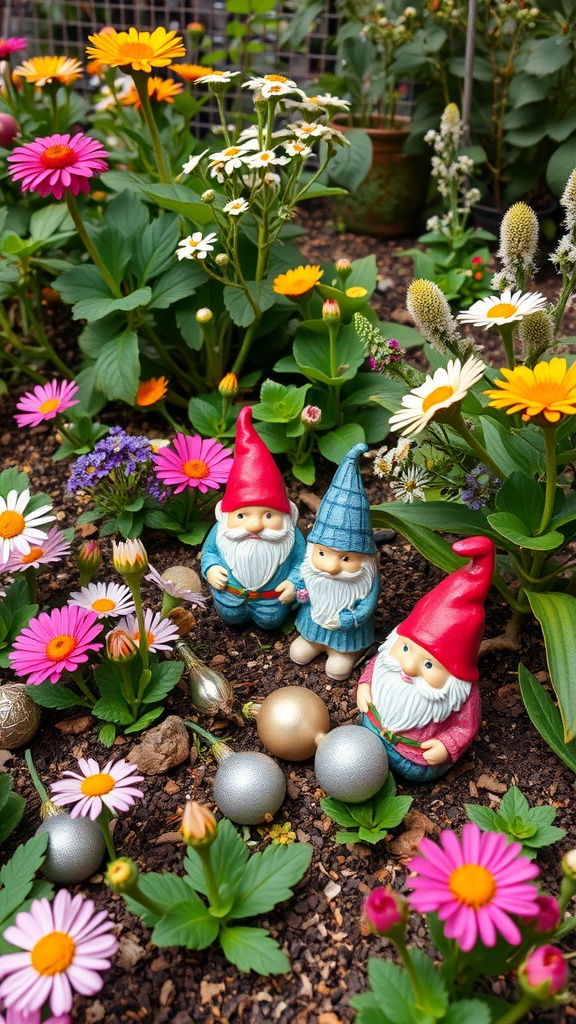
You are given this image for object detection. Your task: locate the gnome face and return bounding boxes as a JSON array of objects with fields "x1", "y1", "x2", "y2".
[
  {"x1": 390, "y1": 635, "x2": 450, "y2": 691},
  {"x1": 310, "y1": 544, "x2": 365, "y2": 577},
  {"x1": 226, "y1": 506, "x2": 288, "y2": 535}
]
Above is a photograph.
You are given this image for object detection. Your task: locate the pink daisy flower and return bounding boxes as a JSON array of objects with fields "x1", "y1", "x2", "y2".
[
  {"x1": 153, "y1": 433, "x2": 233, "y2": 494},
  {"x1": 0, "y1": 38, "x2": 27, "y2": 59},
  {"x1": 407, "y1": 823, "x2": 540, "y2": 952},
  {"x1": 9, "y1": 605, "x2": 103, "y2": 686},
  {"x1": 116, "y1": 607, "x2": 180, "y2": 652},
  {"x1": 50, "y1": 756, "x2": 144, "y2": 820},
  {"x1": 0, "y1": 525, "x2": 70, "y2": 573},
  {"x1": 0, "y1": 889, "x2": 117, "y2": 1017},
  {"x1": 14, "y1": 380, "x2": 79, "y2": 428},
  {"x1": 0, "y1": 1007, "x2": 71, "y2": 1024},
  {"x1": 7, "y1": 132, "x2": 108, "y2": 201}
]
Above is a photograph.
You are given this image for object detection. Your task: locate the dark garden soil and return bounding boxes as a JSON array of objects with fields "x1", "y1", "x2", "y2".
[{"x1": 1, "y1": 206, "x2": 575, "y2": 1024}]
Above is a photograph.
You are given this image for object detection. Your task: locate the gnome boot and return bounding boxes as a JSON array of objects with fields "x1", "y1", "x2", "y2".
[
  {"x1": 290, "y1": 636, "x2": 324, "y2": 666},
  {"x1": 325, "y1": 649, "x2": 363, "y2": 681}
]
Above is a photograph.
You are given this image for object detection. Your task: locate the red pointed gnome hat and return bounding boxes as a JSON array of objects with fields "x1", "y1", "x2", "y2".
[
  {"x1": 397, "y1": 536, "x2": 495, "y2": 682},
  {"x1": 221, "y1": 406, "x2": 291, "y2": 514}
]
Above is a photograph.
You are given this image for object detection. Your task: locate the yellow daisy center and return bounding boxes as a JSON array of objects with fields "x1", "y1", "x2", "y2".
[
  {"x1": 31, "y1": 932, "x2": 76, "y2": 976},
  {"x1": 39, "y1": 397, "x2": 60, "y2": 413},
  {"x1": 487, "y1": 302, "x2": 518, "y2": 319},
  {"x1": 422, "y1": 384, "x2": 454, "y2": 412},
  {"x1": 21, "y1": 546, "x2": 44, "y2": 564},
  {"x1": 0, "y1": 510, "x2": 25, "y2": 539},
  {"x1": 265, "y1": 74, "x2": 287, "y2": 82},
  {"x1": 448, "y1": 864, "x2": 496, "y2": 909},
  {"x1": 109, "y1": 860, "x2": 131, "y2": 884},
  {"x1": 81, "y1": 772, "x2": 115, "y2": 796},
  {"x1": 182, "y1": 459, "x2": 209, "y2": 479},
  {"x1": 224, "y1": 147, "x2": 241, "y2": 157},
  {"x1": 46, "y1": 634, "x2": 77, "y2": 661},
  {"x1": 346, "y1": 286, "x2": 367, "y2": 298},
  {"x1": 41, "y1": 144, "x2": 76, "y2": 169},
  {"x1": 92, "y1": 597, "x2": 116, "y2": 613},
  {"x1": 118, "y1": 40, "x2": 154, "y2": 61}
]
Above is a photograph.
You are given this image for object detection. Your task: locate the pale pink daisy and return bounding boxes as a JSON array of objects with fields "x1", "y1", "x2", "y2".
[
  {"x1": 14, "y1": 380, "x2": 79, "y2": 428},
  {"x1": 145, "y1": 564, "x2": 208, "y2": 607},
  {"x1": 1, "y1": 525, "x2": 70, "y2": 572},
  {"x1": 67, "y1": 581, "x2": 135, "y2": 619},
  {"x1": 407, "y1": 822, "x2": 540, "y2": 952},
  {"x1": 9, "y1": 605, "x2": 103, "y2": 686},
  {"x1": 0, "y1": 889, "x2": 117, "y2": 1016},
  {"x1": 116, "y1": 608, "x2": 180, "y2": 652},
  {"x1": 153, "y1": 433, "x2": 233, "y2": 494},
  {"x1": 7, "y1": 132, "x2": 108, "y2": 200},
  {"x1": 0, "y1": 489, "x2": 55, "y2": 563},
  {"x1": 50, "y1": 756, "x2": 144, "y2": 820},
  {"x1": 0, "y1": 1005, "x2": 71, "y2": 1023}
]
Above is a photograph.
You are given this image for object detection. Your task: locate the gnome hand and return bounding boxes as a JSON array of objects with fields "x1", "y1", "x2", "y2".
[
  {"x1": 420, "y1": 738, "x2": 449, "y2": 766},
  {"x1": 356, "y1": 681, "x2": 372, "y2": 713},
  {"x1": 276, "y1": 580, "x2": 296, "y2": 605},
  {"x1": 206, "y1": 565, "x2": 229, "y2": 591}
]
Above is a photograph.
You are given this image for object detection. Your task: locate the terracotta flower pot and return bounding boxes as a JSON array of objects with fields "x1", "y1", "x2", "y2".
[{"x1": 330, "y1": 114, "x2": 430, "y2": 239}]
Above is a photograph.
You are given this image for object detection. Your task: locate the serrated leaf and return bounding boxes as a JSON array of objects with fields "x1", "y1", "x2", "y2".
[
  {"x1": 124, "y1": 872, "x2": 196, "y2": 926},
  {"x1": 26, "y1": 683, "x2": 90, "y2": 710},
  {"x1": 498, "y1": 786, "x2": 530, "y2": 825},
  {"x1": 465, "y1": 804, "x2": 503, "y2": 832},
  {"x1": 229, "y1": 842, "x2": 312, "y2": 919},
  {"x1": 98, "y1": 722, "x2": 116, "y2": 746},
  {"x1": 320, "y1": 796, "x2": 362, "y2": 828},
  {"x1": 521, "y1": 823, "x2": 566, "y2": 848},
  {"x1": 374, "y1": 794, "x2": 413, "y2": 829},
  {"x1": 185, "y1": 819, "x2": 250, "y2": 897},
  {"x1": 94, "y1": 329, "x2": 140, "y2": 403},
  {"x1": 0, "y1": 834, "x2": 48, "y2": 927},
  {"x1": 151, "y1": 893, "x2": 220, "y2": 950},
  {"x1": 357, "y1": 827, "x2": 389, "y2": 845},
  {"x1": 219, "y1": 925, "x2": 290, "y2": 975}
]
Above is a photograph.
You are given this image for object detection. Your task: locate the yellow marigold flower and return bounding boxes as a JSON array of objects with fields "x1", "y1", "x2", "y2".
[
  {"x1": 484, "y1": 357, "x2": 576, "y2": 424},
  {"x1": 13, "y1": 55, "x2": 83, "y2": 86},
  {"x1": 122, "y1": 76, "x2": 183, "y2": 106},
  {"x1": 86, "y1": 26, "x2": 185, "y2": 73},
  {"x1": 136, "y1": 376, "x2": 169, "y2": 406},
  {"x1": 170, "y1": 63, "x2": 213, "y2": 82},
  {"x1": 273, "y1": 264, "x2": 323, "y2": 300}
]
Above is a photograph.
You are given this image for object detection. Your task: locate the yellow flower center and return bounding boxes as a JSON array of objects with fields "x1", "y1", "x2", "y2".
[
  {"x1": 45, "y1": 634, "x2": 77, "y2": 661},
  {"x1": 259, "y1": 153, "x2": 271, "y2": 161},
  {"x1": 182, "y1": 459, "x2": 209, "y2": 479},
  {"x1": 38, "y1": 397, "x2": 61, "y2": 413},
  {"x1": 346, "y1": 286, "x2": 367, "y2": 298},
  {"x1": 41, "y1": 144, "x2": 76, "y2": 169},
  {"x1": 80, "y1": 772, "x2": 115, "y2": 796},
  {"x1": 31, "y1": 932, "x2": 75, "y2": 976},
  {"x1": 448, "y1": 864, "x2": 496, "y2": 909},
  {"x1": 0, "y1": 510, "x2": 25, "y2": 539},
  {"x1": 265, "y1": 74, "x2": 287, "y2": 82},
  {"x1": 134, "y1": 630, "x2": 155, "y2": 647},
  {"x1": 487, "y1": 302, "x2": 518, "y2": 319},
  {"x1": 118, "y1": 40, "x2": 154, "y2": 61},
  {"x1": 422, "y1": 384, "x2": 454, "y2": 412},
  {"x1": 92, "y1": 597, "x2": 116, "y2": 612},
  {"x1": 109, "y1": 860, "x2": 131, "y2": 883},
  {"x1": 224, "y1": 147, "x2": 241, "y2": 157},
  {"x1": 21, "y1": 546, "x2": 44, "y2": 564}
]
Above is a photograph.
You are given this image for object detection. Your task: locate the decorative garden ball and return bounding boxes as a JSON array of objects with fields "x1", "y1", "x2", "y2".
[
  {"x1": 314, "y1": 725, "x2": 388, "y2": 802},
  {"x1": 212, "y1": 751, "x2": 286, "y2": 825},
  {"x1": 0, "y1": 683, "x2": 41, "y2": 750},
  {"x1": 256, "y1": 686, "x2": 330, "y2": 761},
  {"x1": 36, "y1": 812, "x2": 106, "y2": 883}
]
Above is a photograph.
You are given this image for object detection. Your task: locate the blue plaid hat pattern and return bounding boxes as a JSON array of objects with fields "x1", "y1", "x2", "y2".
[{"x1": 308, "y1": 443, "x2": 376, "y2": 554}]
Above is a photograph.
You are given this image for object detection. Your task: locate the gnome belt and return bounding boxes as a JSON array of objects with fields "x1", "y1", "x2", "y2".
[
  {"x1": 366, "y1": 703, "x2": 422, "y2": 749},
  {"x1": 225, "y1": 584, "x2": 280, "y2": 600}
]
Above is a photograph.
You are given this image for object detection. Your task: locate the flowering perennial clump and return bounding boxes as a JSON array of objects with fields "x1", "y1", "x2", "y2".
[{"x1": 67, "y1": 427, "x2": 166, "y2": 514}]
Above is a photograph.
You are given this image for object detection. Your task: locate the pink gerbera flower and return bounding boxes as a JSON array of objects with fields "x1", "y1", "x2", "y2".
[
  {"x1": 50, "y1": 756, "x2": 144, "y2": 820},
  {"x1": 0, "y1": 38, "x2": 27, "y2": 59},
  {"x1": 0, "y1": 889, "x2": 117, "y2": 1017},
  {"x1": 14, "y1": 379, "x2": 79, "y2": 428},
  {"x1": 7, "y1": 132, "x2": 108, "y2": 200},
  {"x1": 116, "y1": 607, "x2": 180, "y2": 652},
  {"x1": 1, "y1": 525, "x2": 70, "y2": 573},
  {"x1": 153, "y1": 433, "x2": 233, "y2": 494},
  {"x1": 407, "y1": 823, "x2": 540, "y2": 952},
  {"x1": 9, "y1": 605, "x2": 103, "y2": 685}
]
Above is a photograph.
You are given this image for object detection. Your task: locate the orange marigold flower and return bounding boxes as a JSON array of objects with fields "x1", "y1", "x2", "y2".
[
  {"x1": 86, "y1": 26, "x2": 185, "y2": 73},
  {"x1": 169, "y1": 63, "x2": 213, "y2": 82},
  {"x1": 273, "y1": 264, "x2": 323, "y2": 301},
  {"x1": 122, "y1": 76, "x2": 183, "y2": 106},
  {"x1": 136, "y1": 376, "x2": 169, "y2": 406},
  {"x1": 484, "y1": 357, "x2": 576, "y2": 424},
  {"x1": 13, "y1": 55, "x2": 83, "y2": 86}
]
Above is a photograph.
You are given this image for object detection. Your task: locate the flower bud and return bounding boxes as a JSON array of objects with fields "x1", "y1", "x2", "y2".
[
  {"x1": 322, "y1": 299, "x2": 341, "y2": 325},
  {"x1": 335, "y1": 258, "x2": 352, "y2": 281},
  {"x1": 218, "y1": 372, "x2": 238, "y2": 398},
  {"x1": 301, "y1": 404, "x2": 322, "y2": 426},
  {"x1": 498, "y1": 202, "x2": 539, "y2": 278},
  {"x1": 106, "y1": 857, "x2": 140, "y2": 893},
  {"x1": 215, "y1": 253, "x2": 229, "y2": 267},
  {"x1": 407, "y1": 278, "x2": 462, "y2": 354},
  {"x1": 202, "y1": 189, "x2": 215, "y2": 203},
  {"x1": 106, "y1": 627, "x2": 138, "y2": 662},
  {"x1": 181, "y1": 800, "x2": 218, "y2": 847},
  {"x1": 112, "y1": 539, "x2": 148, "y2": 582},
  {"x1": 363, "y1": 887, "x2": 409, "y2": 937},
  {"x1": 196, "y1": 307, "x2": 214, "y2": 323},
  {"x1": 562, "y1": 848, "x2": 576, "y2": 881},
  {"x1": 77, "y1": 539, "x2": 102, "y2": 586},
  {"x1": 187, "y1": 21, "x2": 205, "y2": 35},
  {"x1": 519, "y1": 946, "x2": 568, "y2": 999},
  {"x1": 519, "y1": 894, "x2": 561, "y2": 934}
]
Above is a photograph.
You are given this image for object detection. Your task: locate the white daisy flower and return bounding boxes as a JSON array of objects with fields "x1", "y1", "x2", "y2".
[
  {"x1": 283, "y1": 93, "x2": 351, "y2": 113},
  {"x1": 176, "y1": 231, "x2": 218, "y2": 261},
  {"x1": 68, "y1": 581, "x2": 135, "y2": 619},
  {"x1": 197, "y1": 70, "x2": 241, "y2": 84},
  {"x1": 283, "y1": 140, "x2": 313, "y2": 158},
  {"x1": 390, "y1": 465, "x2": 432, "y2": 503},
  {"x1": 389, "y1": 356, "x2": 486, "y2": 436},
  {"x1": 50, "y1": 756, "x2": 144, "y2": 819},
  {"x1": 0, "y1": 489, "x2": 55, "y2": 563},
  {"x1": 290, "y1": 120, "x2": 330, "y2": 140},
  {"x1": 209, "y1": 140, "x2": 259, "y2": 174},
  {"x1": 182, "y1": 148, "x2": 209, "y2": 174},
  {"x1": 117, "y1": 607, "x2": 180, "y2": 652},
  {"x1": 373, "y1": 439, "x2": 412, "y2": 477},
  {"x1": 457, "y1": 289, "x2": 547, "y2": 329},
  {"x1": 242, "y1": 74, "x2": 306, "y2": 100},
  {"x1": 245, "y1": 149, "x2": 290, "y2": 169},
  {"x1": 223, "y1": 197, "x2": 250, "y2": 216}
]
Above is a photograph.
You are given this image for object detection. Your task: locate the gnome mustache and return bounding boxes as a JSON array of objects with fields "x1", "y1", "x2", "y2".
[
  {"x1": 216, "y1": 518, "x2": 295, "y2": 590},
  {"x1": 301, "y1": 549, "x2": 376, "y2": 628}
]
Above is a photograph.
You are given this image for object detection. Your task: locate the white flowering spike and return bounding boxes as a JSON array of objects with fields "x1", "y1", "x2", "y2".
[
  {"x1": 518, "y1": 309, "x2": 555, "y2": 364},
  {"x1": 560, "y1": 168, "x2": 576, "y2": 230}
]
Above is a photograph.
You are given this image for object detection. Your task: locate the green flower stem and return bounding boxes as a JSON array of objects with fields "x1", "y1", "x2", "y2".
[
  {"x1": 328, "y1": 322, "x2": 339, "y2": 380},
  {"x1": 64, "y1": 192, "x2": 122, "y2": 298},
  {"x1": 118, "y1": 661, "x2": 137, "y2": 708},
  {"x1": 122, "y1": 879, "x2": 165, "y2": 918},
  {"x1": 498, "y1": 324, "x2": 516, "y2": 368},
  {"x1": 558, "y1": 875, "x2": 576, "y2": 918},
  {"x1": 71, "y1": 669, "x2": 97, "y2": 705},
  {"x1": 196, "y1": 845, "x2": 223, "y2": 912},
  {"x1": 215, "y1": 94, "x2": 232, "y2": 148},
  {"x1": 98, "y1": 805, "x2": 117, "y2": 861},
  {"x1": 393, "y1": 937, "x2": 428, "y2": 1012},
  {"x1": 554, "y1": 267, "x2": 576, "y2": 333},
  {"x1": 231, "y1": 318, "x2": 262, "y2": 377},
  {"x1": 0, "y1": 343, "x2": 45, "y2": 384},
  {"x1": 127, "y1": 580, "x2": 149, "y2": 672},
  {"x1": 23, "y1": 567, "x2": 37, "y2": 604},
  {"x1": 138, "y1": 322, "x2": 196, "y2": 388},
  {"x1": 24, "y1": 749, "x2": 50, "y2": 803},
  {"x1": 450, "y1": 411, "x2": 506, "y2": 480},
  {"x1": 535, "y1": 426, "x2": 558, "y2": 537},
  {"x1": 495, "y1": 994, "x2": 537, "y2": 1024},
  {"x1": 183, "y1": 719, "x2": 220, "y2": 746},
  {"x1": 132, "y1": 71, "x2": 171, "y2": 183}
]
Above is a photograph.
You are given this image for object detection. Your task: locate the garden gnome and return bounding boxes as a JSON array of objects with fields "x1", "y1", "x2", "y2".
[
  {"x1": 357, "y1": 536, "x2": 494, "y2": 782},
  {"x1": 201, "y1": 406, "x2": 305, "y2": 628},
  {"x1": 290, "y1": 443, "x2": 379, "y2": 681}
]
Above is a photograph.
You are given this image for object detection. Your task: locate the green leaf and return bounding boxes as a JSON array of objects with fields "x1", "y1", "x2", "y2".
[
  {"x1": 525, "y1": 36, "x2": 573, "y2": 76},
  {"x1": 74, "y1": 286, "x2": 152, "y2": 322},
  {"x1": 498, "y1": 786, "x2": 530, "y2": 825},
  {"x1": 527, "y1": 591, "x2": 576, "y2": 741},
  {"x1": 94, "y1": 329, "x2": 140, "y2": 404},
  {"x1": 320, "y1": 796, "x2": 361, "y2": 829},
  {"x1": 465, "y1": 803, "x2": 504, "y2": 833},
  {"x1": 0, "y1": 834, "x2": 48, "y2": 928},
  {"x1": 92, "y1": 691, "x2": 133, "y2": 726},
  {"x1": 124, "y1": 873, "x2": 196, "y2": 926},
  {"x1": 124, "y1": 707, "x2": 164, "y2": 733},
  {"x1": 224, "y1": 286, "x2": 257, "y2": 328},
  {"x1": 410, "y1": 949, "x2": 449, "y2": 1019},
  {"x1": 548, "y1": 139, "x2": 576, "y2": 198},
  {"x1": 219, "y1": 926, "x2": 290, "y2": 975},
  {"x1": 141, "y1": 183, "x2": 213, "y2": 223},
  {"x1": 253, "y1": 380, "x2": 311, "y2": 423},
  {"x1": 185, "y1": 819, "x2": 249, "y2": 897},
  {"x1": 27, "y1": 683, "x2": 90, "y2": 710},
  {"x1": 151, "y1": 893, "x2": 220, "y2": 950},
  {"x1": 495, "y1": 472, "x2": 543, "y2": 533},
  {"x1": 293, "y1": 321, "x2": 365, "y2": 384},
  {"x1": 363, "y1": 959, "x2": 431, "y2": 1024},
  {"x1": 487, "y1": 512, "x2": 563, "y2": 551},
  {"x1": 187, "y1": 397, "x2": 222, "y2": 436},
  {"x1": 481, "y1": 418, "x2": 543, "y2": 477},
  {"x1": 229, "y1": 842, "x2": 312, "y2": 920},
  {"x1": 291, "y1": 454, "x2": 316, "y2": 485},
  {"x1": 141, "y1": 662, "x2": 183, "y2": 704},
  {"x1": 0, "y1": 791, "x2": 25, "y2": 846},
  {"x1": 518, "y1": 664, "x2": 576, "y2": 774},
  {"x1": 98, "y1": 722, "x2": 116, "y2": 747},
  {"x1": 327, "y1": 128, "x2": 373, "y2": 191},
  {"x1": 318, "y1": 423, "x2": 365, "y2": 464},
  {"x1": 443, "y1": 1000, "x2": 491, "y2": 1024}
]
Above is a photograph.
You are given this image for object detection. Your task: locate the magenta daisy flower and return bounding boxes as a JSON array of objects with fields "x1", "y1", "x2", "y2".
[
  {"x1": 407, "y1": 823, "x2": 540, "y2": 952},
  {"x1": 116, "y1": 608, "x2": 180, "y2": 652},
  {"x1": 0, "y1": 889, "x2": 117, "y2": 1017},
  {"x1": 0, "y1": 38, "x2": 27, "y2": 59},
  {"x1": 153, "y1": 433, "x2": 233, "y2": 494},
  {"x1": 14, "y1": 379, "x2": 79, "y2": 428},
  {"x1": 1, "y1": 525, "x2": 70, "y2": 573},
  {"x1": 50, "y1": 756, "x2": 144, "y2": 820},
  {"x1": 7, "y1": 132, "x2": 108, "y2": 201},
  {"x1": 9, "y1": 605, "x2": 103, "y2": 686}
]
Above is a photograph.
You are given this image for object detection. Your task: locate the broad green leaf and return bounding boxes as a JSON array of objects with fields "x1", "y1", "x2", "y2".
[
  {"x1": 318, "y1": 423, "x2": 365, "y2": 463},
  {"x1": 551, "y1": 490, "x2": 576, "y2": 529},
  {"x1": 151, "y1": 894, "x2": 220, "y2": 949},
  {"x1": 443, "y1": 1000, "x2": 491, "y2": 1024},
  {"x1": 92, "y1": 692, "x2": 133, "y2": 725},
  {"x1": 374, "y1": 794, "x2": 413, "y2": 829},
  {"x1": 73, "y1": 286, "x2": 152, "y2": 323},
  {"x1": 465, "y1": 803, "x2": 503, "y2": 833},
  {"x1": 521, "y1": 823, "x2": 566, "y2": 848},
  {"x1": 349, "y1": 990, "x2": 394, "y2": 1024},
  {"x1": 94, "y1": 329, "x2": 140, "y2": 403},
  {"x1": 124, "y1": 707, "x2": 164, "y2": 733},
  {"x1": 371, "y1": 500, "x2": 496, "y2": 542},
  {"x1": 187, "y1": 397, "x2": 222, "y2": 436},
  {"x1": 0, "y1": 791, "x2": 25, "y2": 846},
  {"x1": 410, "y1": 949, "x2": 449, "y2": 1019},
  {"x1": 229, "y1": 842, "x2": 312, "y2": 919},
  {"x1": 253, "y1": 380, "x2": 311, "y2": 422},
  {"x1": 149, "y1": 262, "x2": 206, "y2": 309},
  {"x1": 141, "y1": 184, "x2": 213, "y2": 223},
  {"x1": 124, "y1": 873, "x2": 196, "y2": 926},
  {"x1": 27, "y1": 683, "x2": 90, "y2": 710},
  {"x1": 481, "y1": 418, "x2": 543, "y2": 477},
  {"x1": 369, "y1": 511, "x2": 466, "y2": 574},
  {"x1": 219, "y1": 925, "x2": 290, "y2": 975},
  {"x1": 0, "y1": 775, "x2": 12, "y2": 813},
  {"x1": 498, "y1": 786, "x2": 530, "y2": 825},
  {"x1": 518, "y1": 664, "x2": 576, "y2": 773},
  {"x1": 320, "y1": 796, "x2": 362, "y2": 829},
  {"x1": 364, "y1": 959, "x2": 431, "y2": 1024},
  {"x1": 487, "y1": 512, "x2": 563, "y2": 551},
  {"x1": 98, "y1": 723, "x2": 116, "y2": 747},
  {"x1": 185, "y1": 819, "x2": 249, "y2": 897},
  {"x1": 224, "y1": 286, "x2": 257, "y2": 327},
  {"x1": 548, "y1": 140, "x2": 576, "y2": 198},
  {"x1": 293, "y1": 321, "x2": 365, "y2": 384},
  {"x1": 527, "y1": 591, "x2": 576, "y2": 741},
  {"x1": 131, "y1": 213, "x2": 180, "y2": 284},
  {"x1": 0, "y1": 835, "x2": 48, "y2": 927},
  {"x1": 327, "y1": 128, "x2": 373, "y2": 192},
  {"x1": 93, "y1": 223, "x2": 131, "y2": 283},
  {"x1": 525, "y1": 36, "x2": 573, "y2": 76},
  {"x1": 141, "y1": 662, "x2": 183, "y2": 704},
  {"x1": 495, "y1": 472, "x2": 544, "y2": 533}
]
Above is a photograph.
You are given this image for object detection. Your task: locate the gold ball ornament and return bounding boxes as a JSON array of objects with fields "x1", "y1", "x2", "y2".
[
  {"x1": 256, "y1": 686, "x2": 330, "y2": 761},
  {"x1": 0, "y1": 683, "x2": 41, "y2": 750}
]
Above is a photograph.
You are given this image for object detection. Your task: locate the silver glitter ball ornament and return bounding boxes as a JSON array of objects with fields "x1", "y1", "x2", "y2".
[
  {"x1": 0, "y1": 683, "x2": 41, "y2": 749},
  {"x1": 36, "y1": 813, "x2": 106, "y2": 882},
  {"x1": 314, "y1": 725, "x2": 388, "y2": 802},
  {"x1": 212, "y1": 751, "x2": 286, "y2": 825}
]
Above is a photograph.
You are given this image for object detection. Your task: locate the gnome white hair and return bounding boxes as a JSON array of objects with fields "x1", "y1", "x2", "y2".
[
  {"x1": 300, "y1": 542, "x2": 377, "y2": 627},
  {"x1": 215, "y1": 500, "x2": 298, "y2": 590}
]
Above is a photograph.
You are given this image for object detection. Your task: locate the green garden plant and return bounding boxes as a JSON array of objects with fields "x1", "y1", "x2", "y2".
[
  {"x1": 321, "y1": 774, "x2": 413, "y2": 845},
  {"x1": 466, "y1": 787, "x2": 566, "y2": 859}
]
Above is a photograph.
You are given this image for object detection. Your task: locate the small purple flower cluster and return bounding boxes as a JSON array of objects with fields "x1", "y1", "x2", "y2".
[
  {"x1": 369, "y1": 338, "x2": 403, "y2": 372},
  {"x1": 460, "y1": 463, "x2": 502, "y2": 510},
  {"x1": 67, "y1": 427, "x2": 166, "y2": 508}
]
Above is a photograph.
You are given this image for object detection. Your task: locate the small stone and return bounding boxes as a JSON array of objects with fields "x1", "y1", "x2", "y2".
[
  {"x1": 200, "y1": 981, "x2": 226, "y2": 1004},
  {"x1": 164, "y1": 779, "x2": 180, "y2": 795},
  {"x1": 211, "y1": 655, "x2": 228, "y2": 667},
  {"x1": 388, "y1": 827, "x2": 425, "y2": 859},
  {"x1": 116, "y1": 935, "x2": 146, "y2": 970},
  {"x1": 403, "y1": 809, "x2": 438, "y2": 835},
  {"x1": 476, "y1": 773, "x2": 507, "y2": 794},
  {"x1": 55, "y1": 716, "x2": 93, "y2": 735},
  {"x1": 160, "y1": 979, "x2": 176, "y2": 1006},
  {"x1": 79, "y1": 523, "x2": 98, "y2": 538},
  {"x1": 85, "y1": 1001, "x2": 106, "y2": 1023},
  {"x1": 127, "y1": 715, "x2": 190, "y2": 775}
]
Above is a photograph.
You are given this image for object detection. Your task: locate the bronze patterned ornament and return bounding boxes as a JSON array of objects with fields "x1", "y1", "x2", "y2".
[{"x1": 0, "y1": 683, "x2": 41, "y2": 749}]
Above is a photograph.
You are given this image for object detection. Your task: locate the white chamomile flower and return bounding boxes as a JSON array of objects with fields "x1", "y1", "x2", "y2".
[
  {"x1": 0, "y1": 489, "x2": 55, "y2": 563},
  {"x1": 182, "y1": 149, "x2": 209, "y2": 174},
  {"x1": 283, "y1": 140, "x2": 312, "y2": 158},
  {"x1": 117, "y1": 608, "x2": 180, "y2": 652},
  {"x1": 390, "y1": 465, "x2": 431, "y2": 503},
  {"x1": 209, "y1": 140, "x2": 259, "y2": 174},
  {"x1": 290, "y1": 120, "x2": 329, "y2": 140},
  {"x1": 389, "y1": 356, "x2": 485, "y2": 436},
  {"x1": 197, "y1": 70, "x2": 241, "y2": 84},
  {"x1": 245, "y1": 149, "x2": 290, "y2": 169},
  {"x1": 242, "y1": 74, "x2": 306, "y2": 100},
  {"x1": 223, "y1": 198, "x2": 250, "y2": 216},
  {"x1": 68, "y1": 581, "x2": 135, "y2": 619},
  {"x1": 457, "y1": 289, "x2": 547, "y2": 329},
  {"x1": 176, "y1": 231, "x2": 218, "y2": 261}
]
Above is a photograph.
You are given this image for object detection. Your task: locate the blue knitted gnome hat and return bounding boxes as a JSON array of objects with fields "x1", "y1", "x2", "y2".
[{"x1": 308, "y1": 443, "x2": 376, "y2": 554}]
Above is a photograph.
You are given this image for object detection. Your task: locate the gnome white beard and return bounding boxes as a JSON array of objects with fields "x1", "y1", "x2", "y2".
[
  {"x1": 300, "y1": 545, "x2": 376, "y2": 628},
  {"x1": 370, "y1": 628, "x2": 472, "y2": 732},
  {"x1": 216, "y1": 517, "x2": 295, "y2": 590}
]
